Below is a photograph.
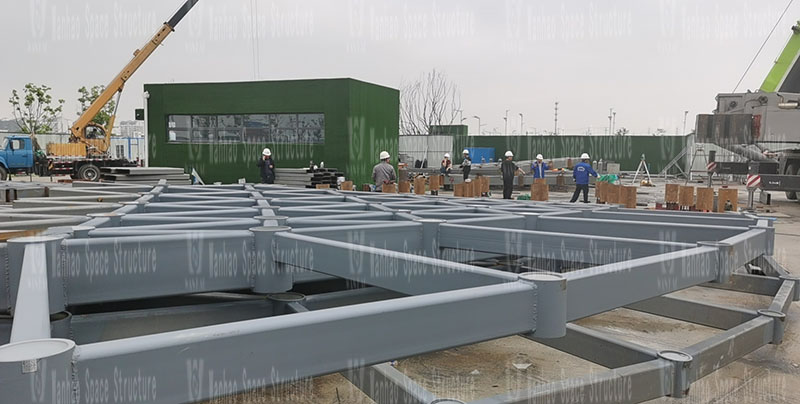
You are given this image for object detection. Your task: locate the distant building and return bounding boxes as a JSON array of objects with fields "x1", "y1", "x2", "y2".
[{"x1": 115, "y1": 120, "x2": 144, "y2": 138}]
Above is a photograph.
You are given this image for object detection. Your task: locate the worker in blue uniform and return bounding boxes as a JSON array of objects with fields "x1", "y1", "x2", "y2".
[
  {"x1": 570, "y1": 153, "x2": 598, "y2": 203},
  {"x1": 531, "y1": 154, "x2": 548, "y2": 179}
]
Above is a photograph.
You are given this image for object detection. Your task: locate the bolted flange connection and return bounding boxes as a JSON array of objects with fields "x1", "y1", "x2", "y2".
[
  {"x1": 758, "y1": 309, "x2": 787, "y2": 344},
  {"x1": 254, "y1": 215, "x2": 289, "y2": 226},
  {"x1": 518, "y1": 272, "x2": 566, "y2": 338},
  {"x1": 0, "y1": 338, "x2": 76, "y2": 402},
  {"x1": 658, "y1": 350, "x2": 693, "y2": 398}
]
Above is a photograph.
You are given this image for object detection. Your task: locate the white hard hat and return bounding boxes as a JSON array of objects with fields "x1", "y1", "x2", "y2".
[
  {"x1": 262, "y1": 148, "x2": 271, "y2": 156},
  {"x1": 462, "y1": 149, "x2": 469, "y2": 154},
  {"x1": 444, "y1": 153, "x2": 451, "y2": 159},
  {"x1": 379, "y1": 151, "x2": 390, "y2": 160},
  {"x1": 580, "y1": 153, "x2": 590, "y2": 159},
  {"x1": 536, "y1": 154, "x2": 543, "y2": 160},
  {"x1": 504, "y1": 151, "x2": 513, "y2": 157}
]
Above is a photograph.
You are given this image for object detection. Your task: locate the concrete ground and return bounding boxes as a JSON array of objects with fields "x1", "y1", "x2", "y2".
[{"x1": 6, "y1": 175, "x2": 800, "y2": 403}]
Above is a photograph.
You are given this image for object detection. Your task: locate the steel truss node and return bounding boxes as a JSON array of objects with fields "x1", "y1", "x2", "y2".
[{"x1": 0, "y1": 182, "x2": 795, "y2": 403}]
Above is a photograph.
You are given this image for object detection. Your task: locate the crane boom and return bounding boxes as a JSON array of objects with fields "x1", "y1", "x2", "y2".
[{"x1": 67, "y1": 0, "x2": 199, "y2": 157}]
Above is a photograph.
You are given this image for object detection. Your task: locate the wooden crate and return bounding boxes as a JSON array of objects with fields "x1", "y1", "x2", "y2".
[
  {"x1": 621, "y1": 186, "x2": 637, "y2": 209},
  {"x1": 679, "y1": 186, "x2": 695, "y2": 207},
  {"x1": 531, "y1": 183, "x2": 549, "y2": 201},
  {"x1": 339, "y1": 181, "x2": 353, "y2": 191},
  {"x1": 717, "y1": 188, "x2": 739, "y2": 212},
  {"x1": 413, "y1": 176, "x2": 426, "y2": 195},
  {"x1": 478, "y1": 176, "x2": 490, "y2": 195},
  {"x1": 453, "y1": 183, "x2": 464, "y2": 197},
  {"x1": 381, "y1": 183, "x2": 397, "y2": 193},
  {"x1": 465, "y1": 181, "x2": 476, "y2": 197},
  {"x1": 696, "y1": 187, "x2": 713, "y2": 211},
  {"x1": 596, "y1": 181, "x2": 606, "y2": 203},
  {"x1": 606, "y1": 184, "x2": 620, "y2": 204},
  {"x1": 398, "y1": 180, "x2": 411, "y2": 193},
  {"x1": 429, "y1": 175, "x2": 440, "y2": 189},
  {"x1": 665, "y1": 184, "x2": 680, "y2": 203},
  {"x1": 316, "y1": 184, "x2": 330, "y2": 189}
]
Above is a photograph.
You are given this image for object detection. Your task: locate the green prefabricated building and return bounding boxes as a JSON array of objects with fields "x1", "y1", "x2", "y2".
[{"x1": 145, "y1": 78, "x2": 399, "y2": 185}]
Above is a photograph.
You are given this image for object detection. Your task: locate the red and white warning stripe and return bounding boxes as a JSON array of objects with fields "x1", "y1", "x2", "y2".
[
  {"x1": 746, "y1": 174, "x2": 761, "y2": 188},
  {"x1": 706, "y1": 162, "x2": 717, "y2": 172}
]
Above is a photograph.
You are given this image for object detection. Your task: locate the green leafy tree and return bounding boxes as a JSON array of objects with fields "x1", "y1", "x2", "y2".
[
  {"x1": 8, "y1": 83, "x2": 65, "y2": 133},
  {"x1": 77, "y1": 85, "x2": 116, "y2": 127}
]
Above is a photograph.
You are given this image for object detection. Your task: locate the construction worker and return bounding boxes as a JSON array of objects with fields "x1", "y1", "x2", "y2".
[
  {"x1": 257, "y1": 148, "x2": 275, "y2": 184},
  {"x1": 500, "y1": 151, "x2": 522, "y2": 199},
  {"x1": 460, "y1": 149, "x2": 472, "y2": 180},
  {"x1": 570, "y1": 152, "x2": 598, "y2": 203},
  {"x1": 531, "y1": 154, "x2": 548, "y2": 179},
  {"x1": 372, "y1": 150, "x2": 396, "y2": 190},
  {"x1": 440, "y1": 153, "x2": 452, "y2": 176}
]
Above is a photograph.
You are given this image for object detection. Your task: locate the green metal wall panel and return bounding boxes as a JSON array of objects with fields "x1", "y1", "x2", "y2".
[
  {"x1": 146, "y1": 79, "x2": 398, "y2": 185},
  {"x1": 347, "y1": 80, "x2": 400, "y2": 187},
  {"x1": 452, "y1": 134, "x2": 689, "y2": 173}
]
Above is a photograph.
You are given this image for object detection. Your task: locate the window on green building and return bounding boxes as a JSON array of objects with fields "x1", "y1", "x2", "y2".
[{"x1": 167, "y1": 113, "x2": 324, "y2": 144}]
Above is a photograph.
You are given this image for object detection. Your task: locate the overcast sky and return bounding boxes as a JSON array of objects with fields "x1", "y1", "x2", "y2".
[{"x1": 1, "y1": 0, "x2": 798, "y2": 134}]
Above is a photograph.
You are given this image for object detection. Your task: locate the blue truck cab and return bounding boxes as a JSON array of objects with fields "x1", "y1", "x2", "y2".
[{"x1": 0, "y1": 135, "x2": 35, "y2": 180}]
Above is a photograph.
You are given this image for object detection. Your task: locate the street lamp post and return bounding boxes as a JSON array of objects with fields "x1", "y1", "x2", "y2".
[
  {"x1": 683, "y1": 110, "x2": 689, "y2": 134},
  {"x1": 608, "y1": 108, "x2": 613, "y2": 136},
  {"x1": 504, "y1": 109, "x2": 510, "y2": 134},
  {"x1": 472, "y1": 116, "x2": 481, "y2": 134},
  {"x1": 519, "y1": 113, "x2": 524, "y2": 135},
  {"x1": 612, "y1": 111, "x2": 616, "y2": 135}
]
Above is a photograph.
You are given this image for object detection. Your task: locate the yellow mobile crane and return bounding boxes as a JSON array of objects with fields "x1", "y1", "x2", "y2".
[{"x1": 43, "y1": 0, "x2": 199, "y2": 180}]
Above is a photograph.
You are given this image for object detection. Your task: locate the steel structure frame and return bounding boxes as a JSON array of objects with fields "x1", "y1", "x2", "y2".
[{"x1": 0, "y1": 182, "x2": 796, "y2": 404}]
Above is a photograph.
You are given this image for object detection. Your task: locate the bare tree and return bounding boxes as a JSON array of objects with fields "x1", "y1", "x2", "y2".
[{"x1": 400, "y1": 69, "x2": 461, "y2": 136}]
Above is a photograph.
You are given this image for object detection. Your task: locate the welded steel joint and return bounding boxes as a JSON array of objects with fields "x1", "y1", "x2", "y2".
[
  {"x1": 515, "y1": 212, "x2": 539, "y2": 230},
  {"x1": 758, "y1": 309, "x2": 787, "y2": 344},
  {"x1": 696, "y1": 241, "x2": 735, "y2": 284},
  {"x1": 250, "y1": 226, "x2": 293, "y2": 293},
  {"x1": 779, "y1": 275, "x2": 800, "y2": 301},
  {"x1": 749, "y1": 223, "x2": 775, "y2": 255},
  {"x1": 658, "y1": 350, "x2": 693, "y2": 398},
  {"x1": 413, "y1": 218, "x2": 445, "y2": 258},
  {"x1": 518, "y1": 272, "x2": 566, "y2": 338}
]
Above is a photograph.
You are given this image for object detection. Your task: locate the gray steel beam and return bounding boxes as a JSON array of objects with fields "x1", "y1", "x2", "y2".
[
  {"x1": 69, "y1": 283, "x2": 535, "y2": 404},
  {"x1": 524, "y1": 323, "x2": 658, "y2": 368},
  {"x1": 439, "y1": 224, "x2": 694, "y2": 265},
  {"x1": 683, "y1": 316, "x2": 773, "y2": 382},
  {"x1": 625, "y1": 295, "x2": 759, "y2": 330},
  {"x1": 275, "y1": 232, "x2": 518, "y2": 295},
  {"x1": 469, "y1": 359, "x2": 672, "y2": 404},
  {"x1": 292, "y1": 222, "x2": 423, "y2": 253},
  {"x1": 565, "y1": 247, "x2": 719, "y2": 320},
  {"x1": 700, "y1": 272, "x2": 784, "y2": 296},
  {"x1": 60, "y1": 232, "x2": 254, "y2": 305},
  {"x1": 343, "y1": 363, "x2": 439, "y2": 404},
  {"x1": 535, "y1": 216, "x2": 749, "y2": 242}
]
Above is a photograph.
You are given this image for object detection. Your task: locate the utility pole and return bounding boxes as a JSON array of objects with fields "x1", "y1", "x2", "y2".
[
  {"x1": 504, "y1": 109, "x2": 510, "y2": 134},
  {"x1": 608, "y1": 108, "x2": 613, "y2": 136},
  {"x1": 519, "y1": 113, "x2": 524, "y2": 135},
  {"x1": 554, "y1": 102, "x2": 559, "y2": 135},
  {"x1": 682, "y1": 110, "x2": 689, "y2": 134}
]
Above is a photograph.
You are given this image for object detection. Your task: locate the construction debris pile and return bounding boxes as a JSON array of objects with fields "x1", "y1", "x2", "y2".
[
  {"x1": 100, "y1": 167, "x2": 191, "y2": 185},
  {"x1": 275, "y1": 167, "x2": 344, "y2": 188}
]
